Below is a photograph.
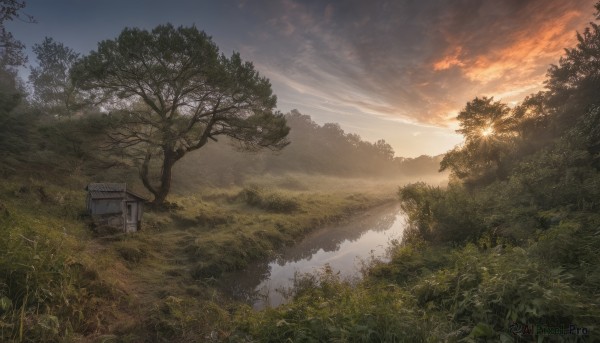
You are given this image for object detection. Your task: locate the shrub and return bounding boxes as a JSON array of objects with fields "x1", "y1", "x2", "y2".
[
  {"x1": 398, "y1": 182, "x2": 484, "y2": 243},
  {"x1": 239, "y1": 186, "x2": 299, "y2": 213}
]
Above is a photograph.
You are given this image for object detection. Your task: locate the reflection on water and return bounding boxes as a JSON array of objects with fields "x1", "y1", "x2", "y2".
[{"x1": 218, "y1": 203, "x2": 406, "y2": 309}]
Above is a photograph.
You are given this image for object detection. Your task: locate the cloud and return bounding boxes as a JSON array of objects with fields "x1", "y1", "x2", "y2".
[
  {"x1": 444, "y1": 6, "x2": 583, "y2": 84},
  {"x1": 240, "y1": 0, "x2": 597, "y2": 127},
  {"x1": 434, "y1": 47, "x2": 466, "y2": 71}
]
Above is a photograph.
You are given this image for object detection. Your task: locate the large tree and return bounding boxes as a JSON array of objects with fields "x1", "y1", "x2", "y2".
[
  {"x1": 440, "y1": 97, "x2": 515, "y2": 181},
  {"x1": 545, "y1": 3, "x2": 600, "y2": 135},
  {"x1": 0, "y1": 0, "x2": 34, "y2": 67},
  {"x1": 72, "y1": 24, "x2": 289, "y2": 204},
  {"x1": 29, "y1": 37, "x2": 83, "y2": 116}
]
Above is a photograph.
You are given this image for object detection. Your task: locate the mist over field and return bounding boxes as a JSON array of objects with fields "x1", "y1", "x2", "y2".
[{"x1": 171, "y1": 110, "x2": 448, "y2": 194}]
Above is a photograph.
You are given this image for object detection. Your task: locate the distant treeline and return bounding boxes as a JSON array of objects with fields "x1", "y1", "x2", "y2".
[{"x1": 172, "y1": 109, "x2": 444, "y2": 187}]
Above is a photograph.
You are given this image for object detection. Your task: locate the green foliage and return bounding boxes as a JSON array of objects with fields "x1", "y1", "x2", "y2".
[
  {"x1": 37, "y1": 112, "x2": 112, "y2": 159},
  {"x1": 398, "y1": 182, "x2": 484, "y2": 243},
  {"x1": 530, "y1": 216, "x2": 600, "y2": 292},
  {"x1": 440, "y1": 97, "x2": 517, "y2": 183},
  {"x1": 29, "y1": 37, "x2": 84, "y2": 117},
  {"x1": 239, "y1": 185, "x2": 299, "y2": 213},
  {"x1": 455, "y1": 97, "x2": 513, "y2": 143},
  {"x1": 0, "y1": 89, "x2": 27, "y2": 153},
  {"x1": 510, "y1": 92, "x2": 551, "y2": 143},
  {"x1": 413, "y1": 243, "x2": 596, "y2": 338},
  {"x1": 0, "y1": 190, "x2": 118, "y2": 342},
  {"x1": 0, "y1": 64, "x2": 35, "y2": 176},
  {"x1": 236, "y1": 224, "x2": 600, "y2": 342},
  {"x1": 369, "y1": 240, "x2": 450, "y2": 285},
  {"x1": 546, "y1": 21, "x2": 600, "y2": 132},
  {"x1": 144, "y1": 296, "x2": 230, "y2": 342},
  {"x1": 230, "y1": 266, "x2": 430, "y2": 342},
  {"x1": 0, "y1": 0, "x2": 32, "y2": 67},
  {"x1": 72, "y1": 23, "x2": 290, "y2": 204},
  {"x1": 0, "y1": 6, "x2": 33, "y2": 171}
]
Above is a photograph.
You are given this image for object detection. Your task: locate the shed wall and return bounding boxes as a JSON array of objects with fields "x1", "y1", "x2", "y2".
[{"x1": 91, "y1": 199, "x2": 122, "y2": 215}]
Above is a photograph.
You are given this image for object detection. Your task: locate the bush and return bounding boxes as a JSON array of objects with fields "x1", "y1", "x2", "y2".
[
  {"x1": 230, "y1": 266, "x2": 431, "y2": 342},
  {"x1": 398, "y1": 182, "x2": 484, "y2": 243},
  {"x1": 239, "y1": 186, "x2": 299, "y2": 213}
]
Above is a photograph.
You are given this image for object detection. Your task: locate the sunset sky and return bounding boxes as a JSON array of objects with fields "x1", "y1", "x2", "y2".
[{"x1": 8, "y1": 0, "x2": 598, "y2": 157}]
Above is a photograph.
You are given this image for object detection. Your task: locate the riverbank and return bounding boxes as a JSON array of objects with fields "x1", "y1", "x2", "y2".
[
  {"x1": 0, "y1": 174, "x2": 399, "y2": 341},
  {"x1": 228, "y1": 184, "x2": 600, "y2": 342}
]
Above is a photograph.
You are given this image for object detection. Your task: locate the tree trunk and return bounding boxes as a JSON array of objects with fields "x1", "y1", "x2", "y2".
[
  {"x1": 140, "y1": 153, "x2": 159, "y2": 200},
  {"x1": 151, "y1": 150, "x2": 176, "y2": 205}
]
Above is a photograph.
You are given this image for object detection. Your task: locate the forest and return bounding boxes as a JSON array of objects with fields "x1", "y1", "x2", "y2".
[{"x1": 1, "y1": 0, "x2": 600, "y2": 342}]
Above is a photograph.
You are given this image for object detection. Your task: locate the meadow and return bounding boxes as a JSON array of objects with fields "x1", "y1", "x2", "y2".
[{"x1": 0, "y1": 172, "x2": 413, "y2": 341}]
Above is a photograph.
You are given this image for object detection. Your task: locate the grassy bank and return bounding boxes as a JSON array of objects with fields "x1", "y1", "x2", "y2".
[
  {"x1": 231, "y1": 233, "x2": 600, "y2": 342},
  {"x1": 0, "y1": 179, "x2": 129, "y2": 342},
  {"x1": 0, "y1": 174, "x2": 397, "y2": 342},
  {"x1": 5, "y1": 172, "x2": 597, "y2": 342},
  {"x1": 229, "y1": 183, "x2": 600, "y2": 342}
]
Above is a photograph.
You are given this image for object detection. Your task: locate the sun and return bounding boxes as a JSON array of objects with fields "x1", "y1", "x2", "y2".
[{"x1": 481, "y1": 126, "x2": 494, "y2": 137}]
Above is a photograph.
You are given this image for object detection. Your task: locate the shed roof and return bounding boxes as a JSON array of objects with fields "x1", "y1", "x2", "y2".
[
  {"x1": 87, "y1": 183, "x2": 126, "y2": 192},
  {"x1": 86, "y1": 183, "x2": 148, "y2": 201},
  {"x1": 89, "y1": 190, "x2": 123, "y2": 199},
  {"x1": 125, "y1": 189, "x2": 148, "y2": 201}
]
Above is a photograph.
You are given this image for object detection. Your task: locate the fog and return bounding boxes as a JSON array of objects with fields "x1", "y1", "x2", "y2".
[{"x1": 172, "y1": 110, "x2": 448, "y2": 194}]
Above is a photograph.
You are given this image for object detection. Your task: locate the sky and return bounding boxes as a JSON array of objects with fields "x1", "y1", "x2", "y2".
[{"x1": 7, "y1": 0, "x2": 598, "y2": 157}]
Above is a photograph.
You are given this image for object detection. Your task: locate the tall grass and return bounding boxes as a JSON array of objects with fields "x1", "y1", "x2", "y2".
[
  {"x1": 238, "y1": 185, "x2": 299, "y2": 213},
  {"x1": 231, "y1": 222, "x2": 600, "y2": 342},
  {"x1": 0, "y1": 184, "x2": 118, "y2": 342}
]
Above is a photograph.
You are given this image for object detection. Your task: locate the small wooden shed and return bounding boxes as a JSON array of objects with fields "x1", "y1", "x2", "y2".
[{"x1": 85, "y1": 183, "x2": 147, "y2": 233}]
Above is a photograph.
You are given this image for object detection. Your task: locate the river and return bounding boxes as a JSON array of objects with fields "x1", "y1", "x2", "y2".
[{"x1": 218, "y1": 202, "x2": 406, "y2": 310}]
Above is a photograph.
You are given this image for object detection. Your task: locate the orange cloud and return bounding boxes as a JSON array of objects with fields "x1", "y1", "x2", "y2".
[
  {"x1": 464, "y1": 10, "x2": 582, "y2": 83},
  {"x1": 433, "y1": 47, "x2": 465, "y2": 71},
  {"x1": 426, "y1": 5, "x2": 591, "y2": 127}
]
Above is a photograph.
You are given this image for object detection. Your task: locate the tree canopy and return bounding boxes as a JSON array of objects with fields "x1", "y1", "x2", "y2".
[
  {"x1": 0, "y1": 0, "x2": 34, "y2": 67},
  {"x1": 72, "y1": 24, "x2": 290, "y2": 204},
  {"x1": 440, "y1": 97, "x2": 516, "y2": 182},
  {"x1": 29, "y1": 37, "x2": 83, "y2": 116}
]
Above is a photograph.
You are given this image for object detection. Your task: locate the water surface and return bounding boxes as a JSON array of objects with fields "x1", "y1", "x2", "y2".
[{"x1": 218, "y1": 203, "x2": 406, "y2": 309}]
